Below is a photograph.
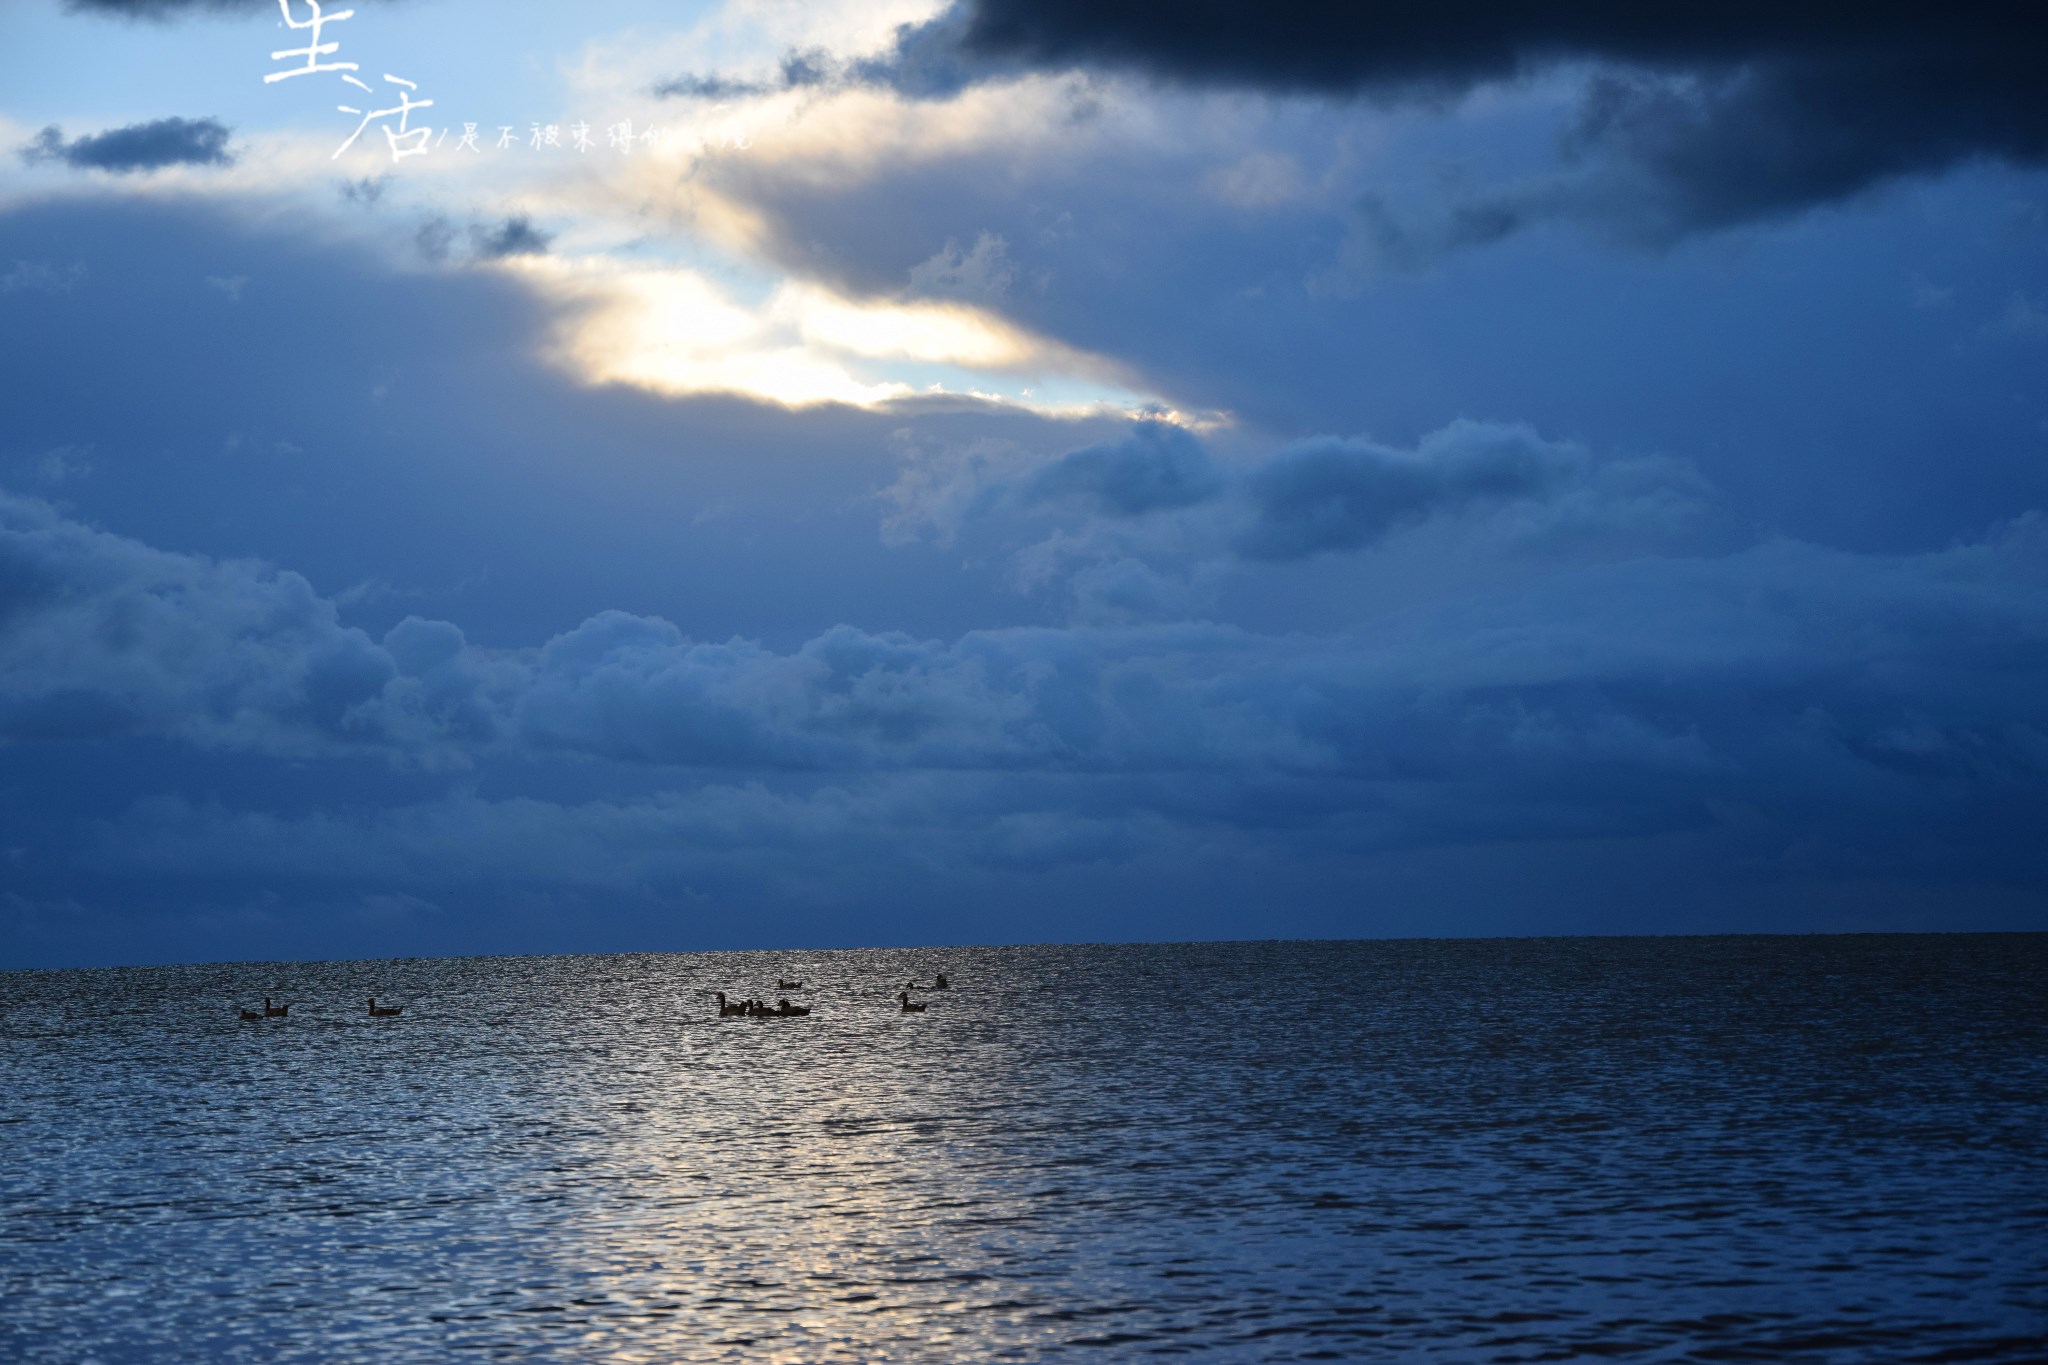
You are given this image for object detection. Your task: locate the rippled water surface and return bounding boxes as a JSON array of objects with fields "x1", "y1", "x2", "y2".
[{"x1": 4, "y1": 936, "x2": 2045, "y2": 1362}]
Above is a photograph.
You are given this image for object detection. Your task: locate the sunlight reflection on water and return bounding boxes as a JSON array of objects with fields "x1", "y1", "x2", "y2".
[{"x1": 3, "y1": 937, "x2": 2045, "y2": 1362}]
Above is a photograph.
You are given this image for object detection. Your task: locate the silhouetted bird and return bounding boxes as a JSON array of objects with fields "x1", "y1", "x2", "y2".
[{"x1": 367, "y1": 998, "x2": 403, "y2": 1017}]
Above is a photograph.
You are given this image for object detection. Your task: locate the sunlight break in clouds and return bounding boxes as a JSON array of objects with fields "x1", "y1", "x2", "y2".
[{"x1": 513, "y1": 251, "x2": 1157, "y2": 411}]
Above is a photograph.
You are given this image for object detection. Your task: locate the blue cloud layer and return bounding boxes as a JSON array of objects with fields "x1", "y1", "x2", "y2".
[
  {"x1": 3, "y1": 159, "x2": 2045, "y2": 964},
  {"x1": 9, "y1": 479, "x2": 2046, "y2": 811},
  {"x1": 9, "y1": 473, "x2": 2043, "y2": 965}
]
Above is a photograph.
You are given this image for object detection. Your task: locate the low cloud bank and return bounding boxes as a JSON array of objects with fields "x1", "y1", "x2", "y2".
[{"x1": 8, "y1": 473, "x2": 2046, "y2": 819}]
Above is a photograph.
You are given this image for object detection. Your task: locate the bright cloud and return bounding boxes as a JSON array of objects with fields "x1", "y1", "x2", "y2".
[{"x1": 513, "y1": 250, "x2": 1150, "y2": 409}]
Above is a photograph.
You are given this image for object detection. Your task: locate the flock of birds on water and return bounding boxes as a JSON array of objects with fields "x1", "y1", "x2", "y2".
[
  {"x1": 234, "y1": 974, "x2": 950, "y2": 1022},
  {"x1": 234, "y1": 997, "x2": 399, "y2": 1020},
  {"x1": 715, "y1": 973, "x2": 948, "y2": 1018}
]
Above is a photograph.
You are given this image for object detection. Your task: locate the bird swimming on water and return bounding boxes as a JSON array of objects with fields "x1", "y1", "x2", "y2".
[
  {"x1": 898, "y1": 990, "x2": 927, "y2": 1013},
  {"x1": 367, "y1": 998, "x2": 403, "y2": 1017},
  {"x1": 263, "y1": 997, "x2": 289, "y2": 1017}
]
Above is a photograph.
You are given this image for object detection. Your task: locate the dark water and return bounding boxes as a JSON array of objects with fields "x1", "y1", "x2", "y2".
[{"x1": 3, "y1": 936, "x2": 2045, "y2": 1363}]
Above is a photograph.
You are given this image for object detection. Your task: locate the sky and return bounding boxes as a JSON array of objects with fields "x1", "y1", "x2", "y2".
[{"x1": 2, "y1": 0, "x2": 2045, "y2": 968}]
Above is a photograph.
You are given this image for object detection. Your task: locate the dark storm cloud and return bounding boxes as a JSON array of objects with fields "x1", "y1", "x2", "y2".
[
  {"x1": 879, "y1": 3, "x2": 2018, "y2": 97},
  {"x1": 19, "y1": 118, "x2": 234, "y2": 173},
  {"x1": 865, "y1": 2, "x2": 2048, "y2": 240}
]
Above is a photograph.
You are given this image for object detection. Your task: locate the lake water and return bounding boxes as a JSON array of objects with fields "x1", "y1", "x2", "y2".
[{"x1": 3, "y1": 936, "x2": 2045, "y2": 1362}]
